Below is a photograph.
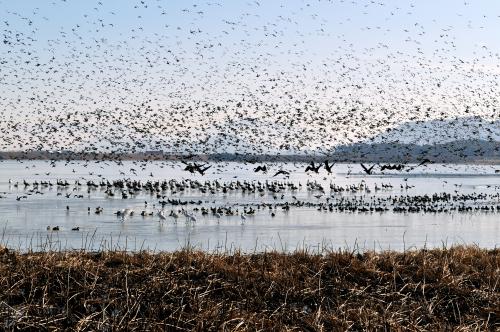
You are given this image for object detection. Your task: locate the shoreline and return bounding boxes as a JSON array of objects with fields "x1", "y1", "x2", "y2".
[
  {"x1": 0, "y1": 152, "x2": 499, "y2": 165},
  {"x1": 0, "y1": 245, "x2": 498, "y2": 330}
]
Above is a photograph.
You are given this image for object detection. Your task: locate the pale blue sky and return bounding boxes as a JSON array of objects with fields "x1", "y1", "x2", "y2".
[
  {"x1": 1, "y1": 1, "x2": 499, "y2": 153},
  {"x1": 3, "y1": 0, "x2": 499, "y2": 64},
  {"x1": 2, "y1": 0, "x2": 499, "y2": 105}
]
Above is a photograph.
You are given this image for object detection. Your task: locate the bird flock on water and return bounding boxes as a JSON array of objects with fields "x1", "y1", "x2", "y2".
[
  {"x1": 1, "y1": 1, "x2": 500, "y2": 234},
  {"x1": 3, "y1": 160, "x2": 500, "y2": 233}
]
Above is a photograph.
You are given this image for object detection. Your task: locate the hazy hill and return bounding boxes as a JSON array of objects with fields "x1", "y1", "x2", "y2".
[{"x1": 1, "y1": 117, "x2": 498, "y2": 163}]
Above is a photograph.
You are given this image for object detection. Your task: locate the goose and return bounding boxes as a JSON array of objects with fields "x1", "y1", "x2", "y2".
[
  {"x1": 195, "y1": 164, "x2": 212, "y2": 176},
  {"x1": 360, "y1": 163, "x2": 376, "y2": 175},
  {"x1": 254, "y1": 165, "x2": 267, "y2": 173},
  {"x1": 305, "y1": 161, "x2": 322, "y2": 173},
  {"x1": 324, "y1": 161, "x2": 335, "y2": 174},
  {"x1": 273, "y1": 170, "x2": 290, "y2": 177}
]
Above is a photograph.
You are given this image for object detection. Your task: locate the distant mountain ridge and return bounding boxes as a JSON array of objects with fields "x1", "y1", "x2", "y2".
[
  {"x1": 329, "y1": 116, "x2": 499, "y2": 162},
  {"x1": 1, "y1": 117, "x2": 499, "y2": 163},
  {"x1": 0, "y1": 138, "x2": 499, "y2": 163},
  {"x1": 332, "y1": 139, "x2": 500, "y2": 163},
  {"x1": 367, "y1": 116, "x2": 499, "y2": 145}
]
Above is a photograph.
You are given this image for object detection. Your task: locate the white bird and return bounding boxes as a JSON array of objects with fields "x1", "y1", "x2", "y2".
[
  {"x1": 186, "y1": 213, "x2": 196, "y2": 222},
  {"x1": 120, "y1": 208, "x2": 133, "y2": 220},
  {"x1": 158, "y1": 210, "x2": 167, "y2": 221}
]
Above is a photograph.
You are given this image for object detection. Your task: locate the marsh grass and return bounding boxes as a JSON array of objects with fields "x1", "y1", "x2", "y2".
[{"x1": 0, "y1": 244, "x2": 498, "y2": 331}]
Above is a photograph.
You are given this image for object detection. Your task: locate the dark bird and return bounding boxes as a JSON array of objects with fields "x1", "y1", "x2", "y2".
[
  {"x1": 379, "y1": 163, "x2": 405, "y2": 171},
  {"x1": 324, "y1": 160, "x2": 335, "y2": 174},
  {"x1": 360, "y1": 163, "x2": 376, "y2": 175},
  {"x1": 254, "y1": 165, "x2": 267, "y2": 173},
  {"x1": 273, "y1": 170, "x2": 290, "y2": 177},
  {"x1": 305, "y1": 161, "x2": 322, "y2": 173},
  {"x1": 182, "y1": 161, "x2": 197, "y2": 174},
  {"x1": 407, "y1": 159, "x2": 433, "y2": 172},
  {"x1": 195, "y1": 164, "x2": 211, "y2": 176},
  {"x1": 416, "y1": 159, "x2": 432, "y2": 167}
]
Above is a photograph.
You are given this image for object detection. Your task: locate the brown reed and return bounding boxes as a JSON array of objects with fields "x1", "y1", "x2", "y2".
[{"x1": 0, "y1": 245, "x2": 498, "y2": 331}]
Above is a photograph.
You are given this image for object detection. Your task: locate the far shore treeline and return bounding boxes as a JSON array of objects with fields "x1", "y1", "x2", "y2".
[{"x1": 1, "y1": 139, "x2": 499, "y2": 164}]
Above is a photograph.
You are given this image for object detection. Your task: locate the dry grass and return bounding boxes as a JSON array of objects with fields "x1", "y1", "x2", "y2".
[{"x1": 0, "y1": 245, "x2": 498, "y2": 331}]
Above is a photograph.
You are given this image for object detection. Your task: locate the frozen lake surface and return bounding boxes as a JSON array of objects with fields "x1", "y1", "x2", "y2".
[{"x1": 0, "y1": 159, "x2": 499, "y2": 252}]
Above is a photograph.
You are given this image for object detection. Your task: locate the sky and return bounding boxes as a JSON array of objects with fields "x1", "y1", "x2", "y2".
[
  {"x1": 3, "y1": 1, "x2": 499, "y2": 61},
  {"x1": 0, "y1": 0, "x2": 499, "y2": 154}
]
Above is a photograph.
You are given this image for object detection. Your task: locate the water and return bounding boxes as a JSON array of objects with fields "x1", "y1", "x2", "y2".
[{"x1": 0, "y1": 159, "x2": 499, "y2": 252}]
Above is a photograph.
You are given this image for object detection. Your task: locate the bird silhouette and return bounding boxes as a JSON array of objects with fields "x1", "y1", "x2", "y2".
[
  {"x1": 254, "y1": 165, "x2": 267, "y2": 173},
  {"x1": 305, "y1": 161, "x2": 322, "y2": 173},
  {"x1": 273, "y1": 170, "x2": 290, "y2": 177},
  {"x1": 360, "y1": 163, "x2": 376, "y2": 175},
  {"x1": 324, "y1": 161, "x2": 335, "y2": 174},
  {"x1": 195, "y1": 164, "x2": 211, "y2": 176},
  {"x1": 379, "y1": 164, "x2": 405, "y2": 171}
]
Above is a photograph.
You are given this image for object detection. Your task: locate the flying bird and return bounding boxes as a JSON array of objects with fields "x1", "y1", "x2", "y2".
[{"x1": 360, "y1": 163, "x2": 376, "y2": 175}]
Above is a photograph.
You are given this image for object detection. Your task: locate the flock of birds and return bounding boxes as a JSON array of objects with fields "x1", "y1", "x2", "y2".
[
  {"x1": 0, "y1": 0, "x2": 499, "y2": 160},
  {"x1": 2, "y1": 158, "x2": 500, "y2": 233},
  {"x1": 0, "y1": 1, "x2": 499, "y2": 238},
  {"x1": 252, "y1": 159, "x2": 432, "y2": 177}
]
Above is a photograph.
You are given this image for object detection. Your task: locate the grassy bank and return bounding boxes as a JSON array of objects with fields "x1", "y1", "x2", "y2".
[{"x1": 0, "y1": 246, "x2": 498, "y2": 331}]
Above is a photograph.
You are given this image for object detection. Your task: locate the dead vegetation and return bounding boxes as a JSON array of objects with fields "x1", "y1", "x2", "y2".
[{"x1": 0, "y1": 245, "x2": 498, "y2": 331}]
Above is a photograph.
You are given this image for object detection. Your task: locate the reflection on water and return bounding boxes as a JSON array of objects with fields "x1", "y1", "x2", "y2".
[{"x1": 0, "y1": 159, "x2": 499, "y2": 252}]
